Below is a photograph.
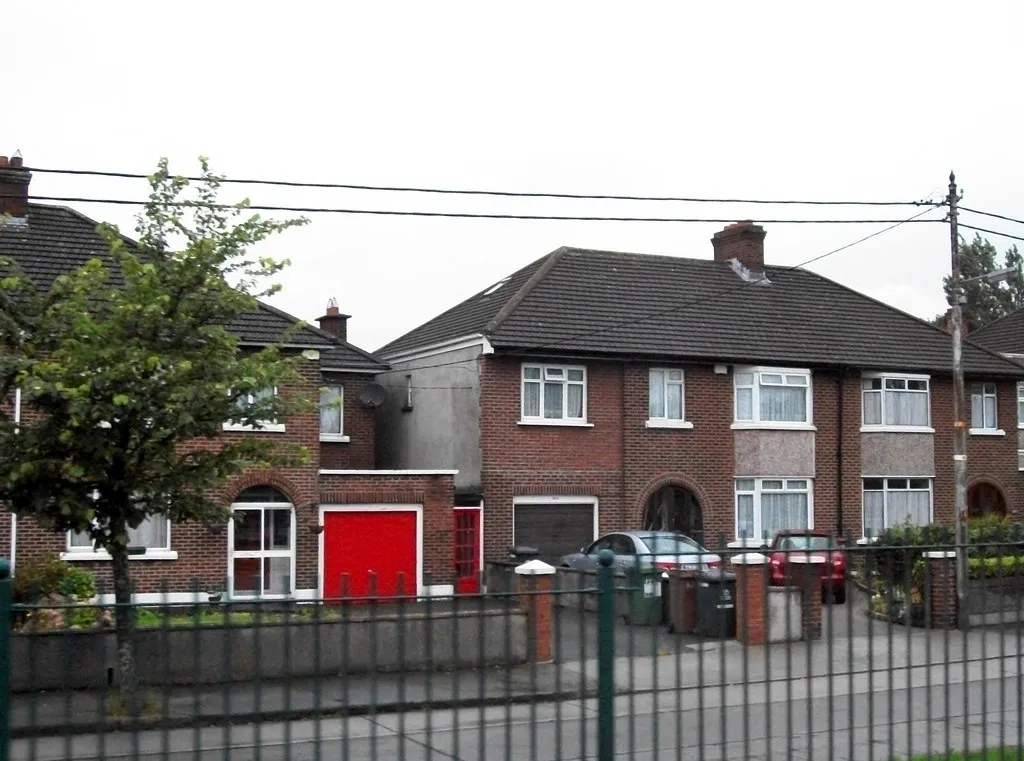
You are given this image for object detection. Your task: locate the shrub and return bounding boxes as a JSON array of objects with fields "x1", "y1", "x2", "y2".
[
  {"x1": 967, "y1": 555, "x2": 1024, "y2": 579},
  {"x1": 12, "y1": 557, "x2": 96, "y2": 605}
]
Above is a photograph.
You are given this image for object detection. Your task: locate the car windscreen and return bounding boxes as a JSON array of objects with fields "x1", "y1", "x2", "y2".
[
  {"x1": 644, "y1": 536, "x2": 705, "y2": 555},
  {"x1": 785, "y1": 535, "x2": 834, "y2": 550}
]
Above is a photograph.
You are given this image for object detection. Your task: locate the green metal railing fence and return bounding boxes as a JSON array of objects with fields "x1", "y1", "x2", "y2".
[{"x1": 1, "y1": 539, "x2": 1023, "y2": 760}]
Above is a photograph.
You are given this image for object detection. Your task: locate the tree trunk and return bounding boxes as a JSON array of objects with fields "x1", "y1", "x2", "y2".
[{"x1": 109, "y1": 542, "x2": 141, "y2": 714}]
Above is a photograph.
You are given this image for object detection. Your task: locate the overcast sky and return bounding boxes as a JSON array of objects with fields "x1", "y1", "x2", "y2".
[{"x1": 9, "y1": 1, "x2": 1023, "y2": 353}]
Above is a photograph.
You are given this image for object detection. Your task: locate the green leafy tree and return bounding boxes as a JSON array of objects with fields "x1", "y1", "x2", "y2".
[
  {"x1": 0, "y1": 159, "x2": 310, "y2": 709},
  {"x1": 931, "y1": 234, "x2": 1024, "y2": 331}
]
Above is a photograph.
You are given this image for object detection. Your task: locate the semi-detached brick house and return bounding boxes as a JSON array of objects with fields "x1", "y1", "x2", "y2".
[
  {"x1": 375, "y1": 221, "x2": 1024, "y2": 565},
  {"x1": 969, "y1": 309, "x2": 1024, "y2": 480},
  {"x1": 0, "y1": 156, "x2": 458, "y2": 603}
]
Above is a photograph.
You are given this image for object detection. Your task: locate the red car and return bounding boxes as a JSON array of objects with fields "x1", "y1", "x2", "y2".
[{"x1": 767, "y1": 530, "x2": 847, "y2": 604}]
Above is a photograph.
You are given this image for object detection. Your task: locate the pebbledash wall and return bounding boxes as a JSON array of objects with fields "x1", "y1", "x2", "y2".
[
  {"x1": 477, "y1": 354, "x2": 1023, "y2": 559},
  {"x1": 0, "y1": 355, "x2": 457, "y2": 599}
]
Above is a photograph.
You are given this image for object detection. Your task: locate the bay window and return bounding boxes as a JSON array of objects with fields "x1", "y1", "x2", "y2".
[
  {"x1": 733, "y1": 367, "x2": 812, "y2": 426},
  {"x1": 735, "y1": 478, "x2": 812, "y2": 542},
  {"x1": 521, "y1": 364, "x2": 587, "y2": 424},
  {"x1": 862, "y1": 477, "x2": 932, "y2": 537},
  {"x1": 862, "y1": 374, "x2": 930, "y2": 430}
]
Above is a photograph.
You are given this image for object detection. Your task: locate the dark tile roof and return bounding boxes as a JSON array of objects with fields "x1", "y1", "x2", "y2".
[
  {"x1": 0, "y1": 204, "x2": 386, "y2": 372},
  {"x1": 379, "y1": 245, "x2": 1024, "y2": 378},
  {"x1": 969, "y1": 309, "x2": 1024, "y2": 356}
]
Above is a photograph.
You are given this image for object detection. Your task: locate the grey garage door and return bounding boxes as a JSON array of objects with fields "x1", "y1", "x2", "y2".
[{"x1": 513, "y1": 503, "x2": 596, "y2": 563}]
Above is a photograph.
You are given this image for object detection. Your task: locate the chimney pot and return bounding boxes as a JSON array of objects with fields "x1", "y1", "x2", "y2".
[
  {"x1": 712, "y1": 220, "x2": 766, "y2": 274},
  {"x1": 9, "y1": 155, "x2": 23, "y2": 168},
  {"x1": 0, "y1": 156, "x2": 8, "y2": 167}
]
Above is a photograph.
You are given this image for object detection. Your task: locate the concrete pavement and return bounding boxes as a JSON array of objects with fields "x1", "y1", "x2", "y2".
[{"x1": 12, "y1": 627, "x2": 1024, "y2": 761}]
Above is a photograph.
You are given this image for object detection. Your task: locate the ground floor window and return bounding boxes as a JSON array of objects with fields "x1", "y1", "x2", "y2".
[
  {"x1": 229, "y1": 486, "x2": 295, "y2": 597},
  {"x1": 68, "y1": 516, "x2": 171, "y2": 556},
  {"x1": 862, "y1": 478, "x2": 932, "y2": 537},
  {"x1": 735, "y1": 478, "x2": 812, "y2": 542}
]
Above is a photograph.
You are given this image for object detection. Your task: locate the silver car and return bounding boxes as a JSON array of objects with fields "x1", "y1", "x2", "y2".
[{"x1": 558, "y1": 531, "x2": 722, "y2": 572}]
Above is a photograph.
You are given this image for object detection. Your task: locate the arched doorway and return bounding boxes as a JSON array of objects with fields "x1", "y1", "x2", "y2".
[
  {"x1": 228, "y1": 486, "x2": 295, "y2": 598},
  {"x1": 968, "y1": 482, "x2": 1007, "y2": 520},
  {"x1": 643, "y1": 485, "x2": 703, "y2": 544}
]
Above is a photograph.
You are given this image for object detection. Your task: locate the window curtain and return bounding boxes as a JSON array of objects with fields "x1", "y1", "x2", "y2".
[
  {"x1": 129, "y1": 517, "x2": 168, "y2": 549},
  {"x1": 649, "y1": 371, "x2": 665, "y2": 418},
  {"x1": 523, "y1": 381, "x2": 540, "y2": 417},
  {"x1": 886, "y1": 391, "x2": 927, "y2": 426},
  {"x1": 737, "y1": 494, "x2": 755, "y2": 539},
  {"x1": 567, "y1": 384, "x2": 584, "y2": 418},
  {"x1": 863, "y1": 491, "x2": 885, "y2": 537},
  {"x1": 886, "y1": 490, "x2": 930, "y2": 526},
  {"x1": 319, "y1": 387, "x2": 342, "y2": 434},
  {"x1": 760, "y1": 386, "x2": 806, "y2": 422},
  {"x1": 760, "y1": 492, "x2": 808, "y2": 539},
  {"x1": 544, "y1": 382, "x2": 564, "y2": 418}
]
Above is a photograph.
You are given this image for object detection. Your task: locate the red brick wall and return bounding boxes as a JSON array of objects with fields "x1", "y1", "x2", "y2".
[
  {"x1": 479, "y1": 357, "x2": 624, "y2": 560},
  {"x1": 622, "y1": 364, "x2": 734, "y2": 547},
  {"x1": 319, "y1": 373, "x2": 377, "y2": 470},
  {"x1": 319, "y1": 472, "x2": 455, "y2": 587}
]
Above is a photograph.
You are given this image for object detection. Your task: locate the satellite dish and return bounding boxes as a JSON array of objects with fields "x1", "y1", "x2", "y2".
[{"x1": 358, "y1": 383, "x2": 388, "y2": 408}]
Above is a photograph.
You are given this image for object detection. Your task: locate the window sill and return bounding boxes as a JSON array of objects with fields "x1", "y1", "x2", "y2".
[
  {"x1": 223, "y1": 423, "x2": 287, "y2": 433},
  {"x1": 320, "y1": 434, "x2": 351, "y2": 443},
  {"x1": 730, "y1": 422, "x2": 817, "y2": 432},
  {"x1": 970, "y1": 428, "x2": 1006, "y2": 437},
  {"x1": 645, "y1": 420, "x2": 694, "y2": 429},
  {"x1": 856, "y1": 538, "x2": 877, "y2": 546},
  {"x1": 61, "y1": 550, "x2": 179, "y2": 562},
  {"x1": 518, "y1": 420, "x2": 594, "y2": 428},
  {"x1": 859, "y1": 425, "x2": 935, "y2": 434}
]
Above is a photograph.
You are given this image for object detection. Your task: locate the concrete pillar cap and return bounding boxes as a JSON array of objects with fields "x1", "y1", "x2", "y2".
[
  {"x1": 731, "y1": 552, "x2": 769, "y2": 565},
  {"x1": 923, "y1": 550, "x2": 957, "y2": 559},
  {"x1": 515, "y1": 559, "x2": 557, "y2": 575}
]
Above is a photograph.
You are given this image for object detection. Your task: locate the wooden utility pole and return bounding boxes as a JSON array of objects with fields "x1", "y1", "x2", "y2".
[{"x1": 948, "y1": 171, "x2": 968, "y2": 629}]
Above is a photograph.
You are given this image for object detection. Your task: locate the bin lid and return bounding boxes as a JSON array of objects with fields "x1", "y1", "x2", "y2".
[{"x1": 698, "y1": 568, "x2": 736, "y2": 583}]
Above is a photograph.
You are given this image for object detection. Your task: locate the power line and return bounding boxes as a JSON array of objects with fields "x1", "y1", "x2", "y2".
[
  {"x1": 958, "y1": 223, "x2": 1024, "y2": 243},
  {"x1": 24, "y1": 166, "x2": 933, "y2": 207},
  {"x1": 960, "y1": 207, "x2": 1024, "y2": 228},
  {"x1": 376, "y1": 204, "x2": 944, "y2": 377},
  {"x1": 16, "y1": 194, "x2": 947, "y2": 225}
]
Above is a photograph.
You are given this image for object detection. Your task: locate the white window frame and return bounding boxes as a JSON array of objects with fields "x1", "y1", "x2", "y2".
[
  {"x1": 860, "y1": 372, "x2": 933, "y2": 433},
  {"x1": 733, "y1": 477, "x2": 814, "y2": 543},
  {"x1": 970, "y1": 382, "x2": 1004, "y2": 435},
  {"x1": 646, "y1": 368, "x2": 693, "y2": 429},
  {"x1": 519, "y1": 363, "x2": 592, "y2": 427},
  {"x1": 731, "y1": 366, "x2": 814, "y2": 430},
  {"x1": 319, "y1": 384, "x2": 350, "y2": 442},
  {"x1": 223, "y1": 386, "x2": 286, "y2": 433},
  {"x1": 62, "y1": 516, "x2": 177, "y2": 562},
  {"x1": 227, "y1": 500, "x2": 297, "y2": 599},
  {"x1": 1018, "y1": 382, "x2": 1024, "y2": 470},
  {"x1": 861, "y1": 477, "x2": 934, "y2": 539}
]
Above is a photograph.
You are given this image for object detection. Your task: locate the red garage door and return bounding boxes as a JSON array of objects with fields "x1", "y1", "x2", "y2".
[{"x1": 323, "y1": 510, "x2": 418, "y2": 600}]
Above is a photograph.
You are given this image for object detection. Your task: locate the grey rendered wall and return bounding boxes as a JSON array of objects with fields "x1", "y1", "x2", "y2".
[
  {"x1": 734, "y1": 431, "x2": 816, "y2": 477},
  {"x1": 11, "y1": 609, "x2": 527, "y2": 691},
  {"x1": 376, "y1": 345, "x2": 482, "y2": 490},
  {"x1": 860, "y1": 432, "x2": 934, "y2": 476}
]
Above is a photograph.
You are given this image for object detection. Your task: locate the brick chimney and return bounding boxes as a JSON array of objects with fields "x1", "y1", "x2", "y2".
[
  {"x1": 316, "y1": 298, "x2": 351, "y2": 342},
  {"x1": 712, "y1": 221, "x2": 766, "y2": 274},
  {"x1": 0, "y1": 152, "x2": 31, "y2": 218}
]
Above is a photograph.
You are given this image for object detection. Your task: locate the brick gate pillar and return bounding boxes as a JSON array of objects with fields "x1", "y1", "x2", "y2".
[
  {"x1": 924, "y1": 550, "x2": 958, "y2": 629},
  {"x1": 788, "y1": 554, "x2": 827, "y2": 640},
  {"x1": 515, "y1": 559, "x2": 556, "y2": 663},
  {"x1": 731, "y1": 553, "x2": 769, "y2": 646}
]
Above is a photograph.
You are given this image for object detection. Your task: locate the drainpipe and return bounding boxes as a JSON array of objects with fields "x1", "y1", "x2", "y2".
[
  {"x1": 10, "y1": 388, "x2": 19, "y2": 573},
  {"x1": 836, "y1": 367, "x2": 845, "y2": 540}
]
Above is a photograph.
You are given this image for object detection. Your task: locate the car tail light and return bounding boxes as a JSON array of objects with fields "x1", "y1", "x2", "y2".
[
  {"x1": 654, "y1": 561, "x2": 678, "y2": 572},
  {"x1": 832, "y1": 552, "x2": 845, "y2": 568},
  {"x1": 705, "y1": 558, "x2": 721, "y2": 569}
]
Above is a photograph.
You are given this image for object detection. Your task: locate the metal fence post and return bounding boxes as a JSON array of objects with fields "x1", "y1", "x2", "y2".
[
  {"x1": 0, "y1": 557, "x2": 11, "y2": 761},
  {"x1": 597, "y1": 548, "x2": 615, "y2": 761}
]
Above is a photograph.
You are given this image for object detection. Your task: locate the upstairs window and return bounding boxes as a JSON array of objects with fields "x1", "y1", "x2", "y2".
[
  {"x1": 862, "y1": 374, "x2": 930, "y2": 429},
  {"x1": 224, "y1": 387, "x2": 285, "y2": 432},
  {"x1": 521, "y1": 364, "x2": 586, "y2": 423},
  {"x1": 970, "y1": 383, "x2": 999, "y2": 432},
  {"x1": 319, "y1": 385, "x2": 346, "y2": 441},
  {"x1": 648, "y1": 368, "x2": 686, "y2": 422},
  {"x1": 734, "y1": 367, "x2": 811, "y2": 426}
]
